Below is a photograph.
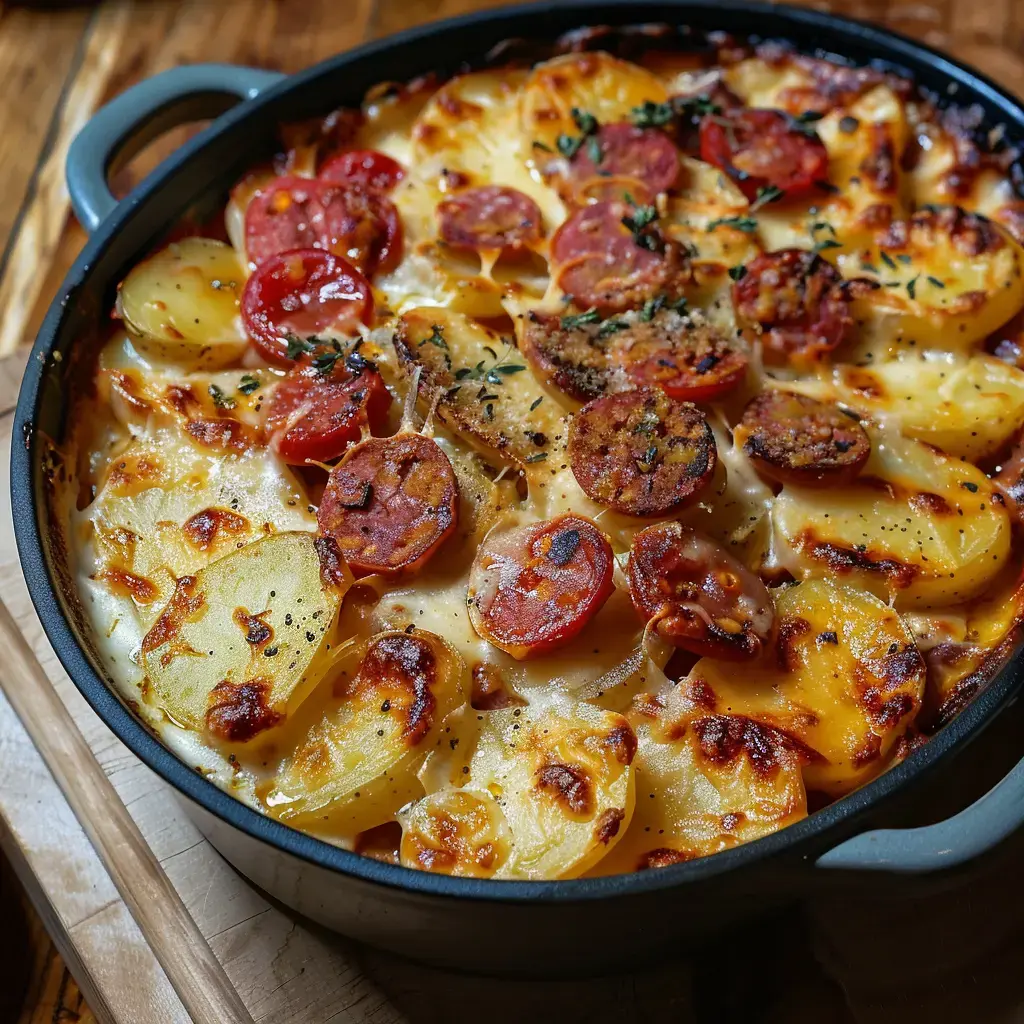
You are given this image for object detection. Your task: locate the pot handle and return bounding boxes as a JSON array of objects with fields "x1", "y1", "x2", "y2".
[
  {"x1": 67, "y1": 63, "x2": 286, "y2": 233},
  {"x1": 816, "y1": 753, "x2": 1024, "y2": 872}
]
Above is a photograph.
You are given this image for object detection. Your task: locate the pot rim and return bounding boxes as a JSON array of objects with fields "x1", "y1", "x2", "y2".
[{"x1": 12, "y1": 0, "x2": 1024, "y2": 904}]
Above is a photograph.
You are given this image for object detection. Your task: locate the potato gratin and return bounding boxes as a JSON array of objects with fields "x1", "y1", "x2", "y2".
[{"x1": 61, "y1": 33, "x2": 1024, "y2": 879}]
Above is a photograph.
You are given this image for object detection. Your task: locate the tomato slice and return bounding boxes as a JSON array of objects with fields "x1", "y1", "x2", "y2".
[
  {"x1": 265, "y1": 355, "x2": 392, "y2": 465},
  {"x1": 241, "y1": 249, "x2": 373, "y2": 364},
  {"x1": 628, "y1": 521, "x2": 775, "y2": 660},
  {"x1": 734, "y1": 390, "x2": 871, "y2": 486},
  {"x1": 567, "y1": 123, "x2": 681, "y2": 203},
  {"x1": 318, "y1": 433, "x2": 458, "y2": 574},
  {"x1": 437, "y1": 186, "x2": 543, "y2": 253},
  {"x1": 245, "y1": 175, "x2": 402, "y2": 274},
  {"x1": 732, "y1": 249, "x2": 854, "y2": 366},
  {"x1": 699, "y1": 108, "x2": 829, "y2": 201},
  {"x1": 319, "y1": 149, "x2": 405, "y2": 192},
  {"x1": 568, "y1": 387, "x2": 717, "y2": 517},
  {"x1": 468, "y1": 514, "x2": 614, "y2": 660}
]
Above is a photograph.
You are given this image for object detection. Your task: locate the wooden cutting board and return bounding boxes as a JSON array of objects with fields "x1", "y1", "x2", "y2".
[{"x1": 1, "y1": 2, "x2": 1024, "y2": 1021}]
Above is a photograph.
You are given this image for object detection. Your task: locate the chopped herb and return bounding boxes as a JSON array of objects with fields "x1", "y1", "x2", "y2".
[
  {"x1": 637, "y1": 444, "x2": 659, "y2": 473},
  {"x1": 532, "y1": 140, "x2": 554, "y2": 153},
  {"x1": 622, "y1": 203, "x2": 658, "y2": 232},
  {"x1": 237, "y1": 374, "x2": 261, "y2": 396},
  {"x1": 813, "y1": 238, "x2": 843, "y2": 252},
  {"x1": 557, "y1": 133, "x2": 584, "y2": 159},
  {"x1": 597, "y1": 318, "x2": 629, "y2": 339},
  {"x1": 571, "y1": 107, "x2": 597, "y2": 135},
  {"x1": 906, "y1": 275, "x2": 919, "y2": 300},
  {"x1": 526, "y1": 452, "x2": 549, "y2": 464},
  {"x1": 586, "y1": 135, "x2": 603, "y2": 165},
  {"x1": 631, "y1": 100, "x2": 675, "y2": 128},
  {"x1": 285, "y1": 333, "x2": 316, "y2": 360},
  {"x1": 312, "y1": 348, "x2": 343, "y2": 375},
  {"x1": 208, "y1": 383, "x2": 235, "y2": 409},
  {"x1": 706, "y1": 215, "x2": 758, "y2": 233},
  {"x1": 640, "y1": 295, "x2": 665, "y2": 322},
  {"x1": 666, "y1": 295, "x2": 689, "y2": 314},
  {"x1": 484, "y1": 403, "x2": 494, "y2": 421},
  {"x1": 673, "y1": 93, "x2": 721, "y2": 118},
  {"x1": 556, "y1": 107, "x2": 599, "y2": 160},
  {"x1": 493, "y1": 364, "x2": 526, "y2": 375},
  {"x1": 810, "y1": 220, "x2": 836, "y2": 236},
  {"x1": 750, "y1": 184, "x2": 784, "y2": 211},
  {"x1": 561, "y1": 308, "x2": 602, "y2": 330},
  {"x1": 962, "y1": 481, "x2": 979, "y2": 493},
  {"x1": 729, "y1": 264, "x2": 747, "y2": 281},
  {"x1": 547, "y1": 528, "x2": 581, "y2": 566},
  {"x1": 860, "y1": 260, "x2": 879, "y2": 274},
  {"x1": 454, "y1": 360, "x2": 485, "y2": 381},
  {"x1": 796, "y1": 110, "x2": 825, "y2": 124},
  {"x1": 530, "y1": 396, "x2": 544, "y2": 411},
  {"x1": 880, "y1": 251, "x2": 898, "y2": 271},
  {"x1": 896, "y1": 254, "x2": 913, "y2": 264},
  {"x1": 420, "y1": 324, "x2": 448, "y2": 350},
  {"x1": 838, "y1": 115, "x2": 859, "y2": 134},
  {"x1": 814, "y1": 179, "x2": 840, "y2": 194},
  {"x1": 633, "y1": 408, "x2": 660, "y2": 436},
  {"x1": 927, "y1": 275, "x2": 946, "y2": 288}
]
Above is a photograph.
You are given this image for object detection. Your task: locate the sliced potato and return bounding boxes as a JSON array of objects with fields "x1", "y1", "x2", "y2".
[
  {"x1": 595, "y1": 699, "x2": 812, "y2": 874},
  {"x1": 837, "y1": 206, "x2": 1024, "y2": 350},
  {"x1": 419, "y1": 701, "x2": 636, "y2": 879},
  {"x1": 399, "y1": 786, "x2": 514, "y2": 877},
  {"x1": 98, "y1": 365, "x2": 274, "y2": 434},
  {"x1": 758, "y1": 86, "x2": 911, "y2": 254},
  {"x1": 78, "y1": 427, "x2": 314, "y2": 625},
  {"x1": 773, "y1": 425, "x2": 1012, "y2": 607},
  {"x1": 683, "y1": 579, "x2": 926, "y2": 795},
  {"x1": 141, "y1": 532, "x2": 348, "y2": 743},
  {"x1": 393, "y1": 307, "x2": 565, "y2": 467},
  {"x1": 519, "y1": 52, "x2": 668, "y2": 156},
  {"x1": 267, "y1": 629, "x2": 465, "y2": 833},
  {"x1": 785, "y1": 354, "x2": 1024, "y2": 460},
  {"x1": 116, "y1": 238, "x2": 249, "y2": 369}
]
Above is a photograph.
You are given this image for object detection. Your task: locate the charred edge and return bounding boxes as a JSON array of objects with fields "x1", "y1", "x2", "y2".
[
  {"x1": 182, "y1": 507, "x2": 250, "y2": 551},
  {"x1": 602, "y1": 723, "x2": 639, "y2": 766},
  {"x1": 595, "y1": 807, "x2": 626, "y2": 845},
  {"x1": 367, "y1": 634, "x2": 439, "y2": 746},
  {"x1": 141, "y1": 575, "x2": 205, "y2": 654},
  {"x1": 693, "y1": 714, "x2": 822, "y2": 777},
  {"x1": 205, "y1": 676, "x2": 283, "y2": 743},
  {"x1": 798, "y1": 536, "x2": 918, "y2": 589},
  {"x1": 314, "y1": 534, "x2": 350, "y2": 591},
  {"x1": 534, "y1": 762, "x2": 595, "y2": 818},
  {"x1": 637, "y1": 847, "x2": 696, "y2": 870},
  {"x1": 776, "y1": 616, "x2": 812, "y2": 671}
]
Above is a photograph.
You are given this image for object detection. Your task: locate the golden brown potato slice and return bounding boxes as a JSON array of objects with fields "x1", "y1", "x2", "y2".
[
  {"x1": 116, "y1": 238, "x2": 249, "y2": 369},
  {"x1": 519, "y1": 52, "x2": 668, "y2": 156},
  {"x1": 773, "y1": 426, "x2": 1011, "y2": 607},
  {"x1": 141, "y1": 532, "x2": 349, "y2": 744},
  {"x1": 785, "y1": 354, "x2": 1024, "y2": 460},
  {"x1": 393, "y1": 307, "x2": 565, "y2": 467},
  {"x1": 267, "y1": 629, "x2": 465, "y2": 833},
  {"x1": 685, "y1": 578, "x2": 926, "y2": 796},
  {"x1": 595, "y1": 696, "x2": 814, "y2": 874},
  {"x1": 405, "y1": 701, "x2": 637, "y2": 879},
  {"x1": 840, "y1": 207, "x2": 1024, "y2": 350}
]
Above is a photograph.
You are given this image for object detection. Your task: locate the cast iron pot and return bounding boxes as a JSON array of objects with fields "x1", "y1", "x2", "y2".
[{"x1": 13, "y1": 0, "x2": 1024, "y2": 975}]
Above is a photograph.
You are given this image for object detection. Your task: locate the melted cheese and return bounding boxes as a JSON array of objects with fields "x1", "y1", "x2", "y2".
[{"x1": 62, "y1": 42, "x2": 1024, "y2": 880}]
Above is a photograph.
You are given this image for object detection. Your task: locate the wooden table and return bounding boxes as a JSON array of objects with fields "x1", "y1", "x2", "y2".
[{"x1": 1, "y1": 1, "x2": 1023, "y2": 1022}]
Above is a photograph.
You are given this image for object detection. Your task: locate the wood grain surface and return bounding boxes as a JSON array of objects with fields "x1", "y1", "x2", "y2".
[{"x1": 0, "y1": 1, "x2": 1022, "y2": 1022}]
